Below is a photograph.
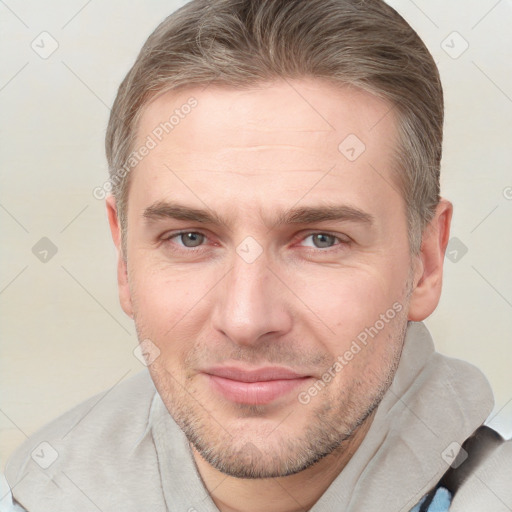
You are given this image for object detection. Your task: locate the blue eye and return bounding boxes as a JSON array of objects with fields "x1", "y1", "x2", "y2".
[
  {"x1": 301, "y1": 233, "x2": 342, "y2": 249},
  {"x1": 160, "y1": 230, "x2": 349, "y2": 256},
  {"x1": 302, "y1": 232, "x2": 348, "y2": 249},
  {"x1": 169, "y1": 232, "x2": 206, "y2": 248}
]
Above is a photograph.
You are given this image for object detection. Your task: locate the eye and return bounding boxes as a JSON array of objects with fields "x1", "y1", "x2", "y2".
[
  {"x1": 166, "y1": 231, "x2": 206, "y2": 248},
  {"x1": 299, "y1": 233, "x2": 347, "y2": 250}
]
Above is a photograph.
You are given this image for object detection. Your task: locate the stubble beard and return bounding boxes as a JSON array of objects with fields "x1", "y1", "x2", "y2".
[{"x1": 143, "y1": 306, "x2": 409, "y2": 479}]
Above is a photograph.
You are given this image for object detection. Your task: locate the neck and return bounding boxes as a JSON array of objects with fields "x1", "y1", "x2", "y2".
[{"x1": 191, "y1": 409, "x2": 376, "y2": 512}]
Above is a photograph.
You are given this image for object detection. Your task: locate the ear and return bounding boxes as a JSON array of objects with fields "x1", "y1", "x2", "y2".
[
  {"x1": 106, "y1": 196, "x2": 133, "y2": 318},
  {"x1": 408, "y1": 198, "x2": 453, "y2": 321}
]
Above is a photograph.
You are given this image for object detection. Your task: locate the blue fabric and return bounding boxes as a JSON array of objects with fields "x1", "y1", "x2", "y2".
[{"x1": 410, "y1": 487, "x2": 452, "y2": 512}]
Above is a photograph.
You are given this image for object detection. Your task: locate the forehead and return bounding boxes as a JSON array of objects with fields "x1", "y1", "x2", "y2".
[{"x1": 129, "y1": 79, "x2": 401, "y2": 216}]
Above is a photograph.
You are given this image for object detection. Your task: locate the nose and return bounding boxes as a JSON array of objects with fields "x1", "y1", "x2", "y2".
[{"x1": 211, "y1": 250, "x2": 293, "y2": 346}]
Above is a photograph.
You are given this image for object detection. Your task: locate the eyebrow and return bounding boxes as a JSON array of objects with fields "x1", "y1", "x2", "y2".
[{"x1": 143, "y1": 201, "x2": 374, "y2": 229}]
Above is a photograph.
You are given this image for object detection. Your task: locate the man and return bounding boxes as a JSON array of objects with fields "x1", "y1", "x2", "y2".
[{"x1": 3, "y1": 0, "x2": 511, "y2": 510}]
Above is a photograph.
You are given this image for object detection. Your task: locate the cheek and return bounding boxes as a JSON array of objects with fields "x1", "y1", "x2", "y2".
[
  {"x1": 289, "y1": 265, "x2": 405, "y2": 340},
  {"x1": 287, "y1": 264, "x2": 409, "y2": 386},
  {"x1": 128, "y1": 260, "x2": 215, "y2": 346}
]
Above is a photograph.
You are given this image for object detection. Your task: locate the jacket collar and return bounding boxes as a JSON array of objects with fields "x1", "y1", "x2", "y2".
[{"x1": 150, "y1": 321, "x2": 494, "y2": 512}]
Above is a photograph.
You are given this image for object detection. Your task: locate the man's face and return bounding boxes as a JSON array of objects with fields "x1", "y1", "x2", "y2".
[{"x1": 121, "y1": 79, "x2": 415, "y2": 477}]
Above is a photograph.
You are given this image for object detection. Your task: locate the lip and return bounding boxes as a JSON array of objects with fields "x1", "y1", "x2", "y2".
[{"x1": 203, "y1": 365, "x2": 313, "y2": 405}]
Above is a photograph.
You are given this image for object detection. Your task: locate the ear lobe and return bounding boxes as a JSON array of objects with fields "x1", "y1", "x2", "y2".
[
  {"x1": 408, "y1": 198, "x2": 453, "y2": 322},
  {"x1": 106, "y1": 196, "x2": 133, "y2": 319}
]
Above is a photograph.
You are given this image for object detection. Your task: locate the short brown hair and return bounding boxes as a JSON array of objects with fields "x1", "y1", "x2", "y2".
[{"x1": 105, "y1": 0, "x2": 443, "y2": 254}]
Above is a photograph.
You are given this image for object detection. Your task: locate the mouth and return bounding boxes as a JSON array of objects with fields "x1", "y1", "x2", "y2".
[{"x1": 202, "y1": 365, "x2": 313, "y2": 405}]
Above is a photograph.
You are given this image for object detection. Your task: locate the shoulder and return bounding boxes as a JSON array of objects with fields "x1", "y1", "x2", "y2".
[
  {"x1": 449, "y1": 436, "x2": 512, "y2": 511},
  {"x1": 5, "y1": 370, "x2": 156, "y2": 479},
  {"x1": 4, "y1": 370, "x2": 164, "y2": 511}
]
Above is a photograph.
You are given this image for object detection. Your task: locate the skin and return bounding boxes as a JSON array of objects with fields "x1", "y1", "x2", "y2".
[{"x1": 107, "y1": 79, "x2": 452, "y2": 512}]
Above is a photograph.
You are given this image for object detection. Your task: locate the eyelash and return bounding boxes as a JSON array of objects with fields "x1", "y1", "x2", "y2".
[{"x1": 160, "y1": 230, "x2": 351, "y2": 254}]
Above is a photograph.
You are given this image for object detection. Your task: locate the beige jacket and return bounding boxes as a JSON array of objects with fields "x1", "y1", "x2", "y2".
[{"x1": 4, "y1": 322, "x2": 512, "y2": 511}]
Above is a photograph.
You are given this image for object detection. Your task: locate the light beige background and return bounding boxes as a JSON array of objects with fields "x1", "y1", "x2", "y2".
[{"x1": 1, "y1": 0, "x2": 511, "y2": 470}]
